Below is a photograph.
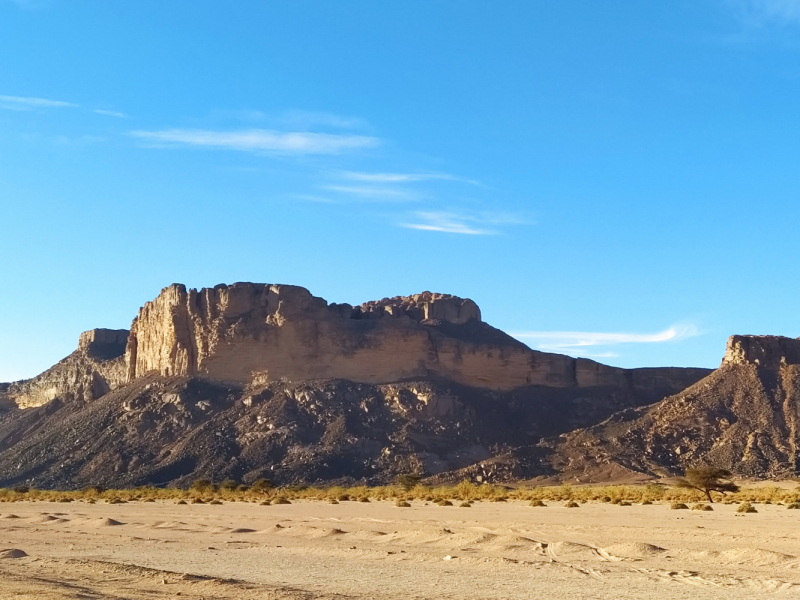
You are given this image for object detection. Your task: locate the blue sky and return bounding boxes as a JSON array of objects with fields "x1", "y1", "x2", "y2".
[{"x1": 2, "y1": 0, "x2": 800, "y2": 381}]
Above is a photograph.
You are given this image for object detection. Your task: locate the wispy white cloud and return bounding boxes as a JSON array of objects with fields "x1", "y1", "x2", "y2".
[
  {"x1": 129, "y1": 128, "x2": 379, "y2": 155},
  {"x1": 728, "y1": 0, "x2": 800, "y2": 25},
  {"x1": 293, "y1": 194, "x2": 341, "y2": 204},
  {"x1": 511, "y1": 324, "x2": 700, "y2": 352},
  {"x1": 94, "y1": 109, "x2": 127, "y2": 118},
  {"x1": 321, "y1": 184, "x2": 417, "y2": 201},
  {"x1": 342, "y1": 171, "x2": 479, "y2": 185},
  {"x1": 400, "y1": 211, "x2": 497, "y2": 235},
  {"x1": 400, "y1": 209, "x2": 529, "y2": 235},
  {"x1": 281, "y1": 110, "x2": 367, "y2": 130},
  {"x1": 3, "y1": 0, "x2": 41, "y2": 8},
  {"x1": 0, "y1": 94, "x2": 77, "y2": 110}
]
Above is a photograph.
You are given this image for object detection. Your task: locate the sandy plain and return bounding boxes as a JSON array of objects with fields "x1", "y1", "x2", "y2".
[{"x1": 2, "y1": 499, "x2": 800, "y2": 599}]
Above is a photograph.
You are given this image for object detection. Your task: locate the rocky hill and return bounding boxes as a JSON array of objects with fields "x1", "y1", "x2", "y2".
[
  {"x1": 540, "y1": 334, "x2": 800, "y2": 480},
  {"x1": 1, "y1": 329, "x2": 129, "y2": 409},
  {"x1": 0, "y1": 282, "x2": 711, "y2": 488}
]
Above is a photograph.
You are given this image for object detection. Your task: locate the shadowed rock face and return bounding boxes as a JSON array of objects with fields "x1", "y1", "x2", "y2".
[
  {"x1": 541, "y1": 335, "x2": 800, "y2": 480},
  {"x1": 0, "y1": 373, "x2": 709, "y2": 489},
  {"x1": 123, "y1": 282, "x2": 707, "y2": 393}
]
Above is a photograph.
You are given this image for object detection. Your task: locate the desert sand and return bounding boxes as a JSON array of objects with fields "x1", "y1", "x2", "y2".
[{"x1": 1, "y1": 499, "x2": 800, "y2": 599}]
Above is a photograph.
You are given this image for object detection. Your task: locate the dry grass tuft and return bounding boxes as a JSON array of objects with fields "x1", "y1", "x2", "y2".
[{"x1": 737, "y1": 502, "x2": 757, "y2": 513}]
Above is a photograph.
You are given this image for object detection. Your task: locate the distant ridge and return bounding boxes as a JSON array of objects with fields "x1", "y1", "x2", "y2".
[{"x1": 542, "y1": 335, "x2": 800, "y2": 480}]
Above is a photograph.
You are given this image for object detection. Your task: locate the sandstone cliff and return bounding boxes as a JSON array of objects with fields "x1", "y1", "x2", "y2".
[
  {"x1": 2, "y1": 329, "x2": 128, "y2": 408},
  {"x1": 123, "y1": 283, "x2": 705, "y2": 393},
  {"x1": 541, "y1": 334, "x2": 800, "y2": 480}
]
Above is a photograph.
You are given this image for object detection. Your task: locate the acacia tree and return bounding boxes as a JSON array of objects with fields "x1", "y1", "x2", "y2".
[{"x1": 674, "y1": 467, "x2": 739, "y2": 503}]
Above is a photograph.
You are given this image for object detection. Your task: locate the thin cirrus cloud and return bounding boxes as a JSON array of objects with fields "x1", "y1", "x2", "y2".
[
  {"x1": 342, "y1": 171, "x2": 480, "y2": 185},
  {"x1": 129, "y1": 128, "x2": 379, "y2": 155},
  {"x1": 280, "y1": 110, "x2": 368, "y2": 130},
  {"x1": 510, "y1": 324, "x2": 700, "y2": 352},
  {"x1": 401, "y1": 210, "x2": 528, "y2": 235},
  {"x1": 400, "y1": 211, "x2": 497, "y2": 235},
  {"x1": 94, "y1": 109, "x2": 127, "y2": 118},
  {"x1": 739, "y1": 0, "x2": 800, "y2": 23},
  {"x1": 0, "y1": 94, "x2": 78, "y2": 110},
  {"x1": 321, "y1": 184, "x2": 418, "y2": 201}
]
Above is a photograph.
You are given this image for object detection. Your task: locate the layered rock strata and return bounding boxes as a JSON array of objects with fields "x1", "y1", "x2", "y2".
[{"x1": 123, "y1": 283, "x2": 706, "y2": 392}]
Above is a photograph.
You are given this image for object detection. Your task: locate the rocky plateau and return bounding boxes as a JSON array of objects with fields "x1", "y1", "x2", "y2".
[{"x1": 8, "y1": 281, "x2": 789, "y2": 489}]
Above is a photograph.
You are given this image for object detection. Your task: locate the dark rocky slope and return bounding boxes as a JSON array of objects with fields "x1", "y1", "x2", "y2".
[
  {"x1": 540, "y1": 335, "x2": 800, "y2": 481},
  {"x1": 0, "y1": 371, "x2": 706, "y2": 489}
]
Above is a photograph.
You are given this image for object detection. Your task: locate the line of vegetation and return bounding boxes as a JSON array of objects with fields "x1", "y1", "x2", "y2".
[{"x1": 0, "y1": 476, "x2": 797, "y2": 506}]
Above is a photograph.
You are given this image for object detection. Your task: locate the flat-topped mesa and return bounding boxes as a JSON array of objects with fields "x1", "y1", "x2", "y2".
[
  {"x1": 125, "y1": 283, "x2": 499, "y2": 386},
  {"x1": 78, "y1": 328, "x2": 129, "y2": 360},
  {"x1": 722, "y1": 335, "x2": 800, "y2": 368},
  {"x1": 123, "y1": 282, "x2": 707, "y2": 392}
]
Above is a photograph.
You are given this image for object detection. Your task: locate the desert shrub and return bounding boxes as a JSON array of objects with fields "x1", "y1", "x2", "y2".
[
  {"x1": 564, "y1": 500, "x2": 580, "y2": 508},
  {"x1": 529, "y1": 499, "x2": 546, "y2": 507},
  {"x1": 209, "y1": 499, "x2": 223, "y2": 505},
  {"x1": 219, "y1": 479, "x2": 238, "y2": 492},
  {"x1": 437, "y1": 500, "x2": 453, "y2": 506},
  {"x1": 191, "y1": 479, "x2": 213, "y2": 492},
  {"x1": 691, "y1": 503, "x2": 713, "y2": 511},
  {"x1": 12, "y1": 486, "x2": 30, "y2": 494},
  {"x1": 641, "y1": 500, "x2": 653, "y2": 505},
  {"x1": 191, "y1": 498, "x2": 205, "y2": 504},
  {"x1": 260, "y1": 500, "x2": 271, "y2": 505},
  {"x1": 737, "y1": 502, "x2": 757, "y2": 513},
  {"x1": 329, "y1": 499, "x2": 339, "y2": 504},
  {"x1": 459, "y1": 501, "x2": 472, "y2": 508},
  {"x1": 358, "y1": 497, "x2": 370, "y2": 503},
  {"x1": 601, "y1": 496, "x2": 612, "y2": 503},
  {"x1": 670, "y1": 502, "x2": 689, "y2": 510},
  {"x1": 176, "y1": 500, "x2": 187, "y2": 505},
  {"x1": 787, "y1": 502, "x2": 800, "y2": 509},
  {"x1": 273, "y1": 497, "x2": 291, "y2": 505},
  {"x1": 396, "y1": 500, "x2": 411, "y2": 507},
  {"x1": 619, "y1": 501, "x2": 632, "y2": 506},
  {"x1": 396, "y1": 474, "x2": 423, "y2": 492},
  {"x1": 250, "y1": 478, "x2": 275, "y2": 493}
]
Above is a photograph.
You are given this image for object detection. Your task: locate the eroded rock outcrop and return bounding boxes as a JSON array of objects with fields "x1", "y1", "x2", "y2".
[
  {"x1": 542, "y1": 334, "x2": 800, "y2": 480},
  {"x1": 2, "y1": 329, "x2": 128, "y2": 409},
  {"x1": 123, "y1": 283, "x2": 706, "y2": 393}
]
